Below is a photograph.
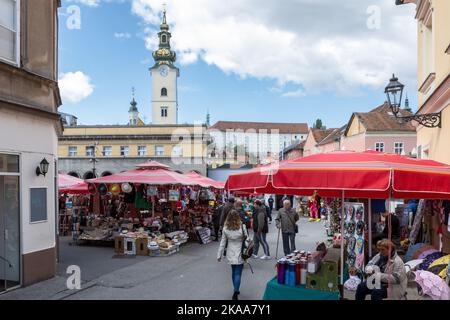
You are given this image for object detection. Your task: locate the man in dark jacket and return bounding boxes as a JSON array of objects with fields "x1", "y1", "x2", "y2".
[
  {"x1": 252, "y1": 200, "x2": 271, "y2": 259},
  {"x1": 267, "y1": 196, "x2": 274, "y2": 222},
  {"x1": 212, "y1": 204, "x2": 223, "y2": 241},
  {"x1": 219, "y1": 197, "x2": 235, "y2": 228}
]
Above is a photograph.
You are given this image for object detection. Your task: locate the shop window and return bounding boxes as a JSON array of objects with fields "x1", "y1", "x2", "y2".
[{"x1": 0, "y1": 153, "x2": 19, "y2": 173}]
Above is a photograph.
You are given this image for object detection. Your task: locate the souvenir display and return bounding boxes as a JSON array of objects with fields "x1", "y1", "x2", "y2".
[{"x1": 343, "y1": 202, "x2": 365, "y2": 272}]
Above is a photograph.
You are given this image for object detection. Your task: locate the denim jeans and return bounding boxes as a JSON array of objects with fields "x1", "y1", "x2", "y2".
[
  {"x1": 355, "y1": 281, "x2": 387, "y2": 300},
  {"x1": 282, "y1": 233, "x2": 296, "y2": 256},
  {"x1": 254, "y1": 232, "x2": 270, "y2": 256},
  {"x1": 231, "y1": 264, "x2": 244, "y2": 293}
]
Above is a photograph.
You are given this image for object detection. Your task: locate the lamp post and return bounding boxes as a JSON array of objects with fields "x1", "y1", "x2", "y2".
[{"x1": 384, "y1": 74, "x2": 442, "y2": 128}]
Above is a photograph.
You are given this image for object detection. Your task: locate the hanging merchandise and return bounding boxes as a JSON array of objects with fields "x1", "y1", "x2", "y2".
[
  {"x1": 410, "y1": 200, "x2": 426, "y2": 244},
  {"x1": 190, "y1": 190, "x2": 198, "y2": 201},
  {"x1": 122, "y1": 183, "x2": 133, "y2": 193},
  {"x1": 88, "y1": 183, "x2": 96, "y2": 194},
  {"x1": 110, "y1": 184, "x2": 121, "y2": 196},
  {"x1": 98, "y1": 184, "x2": 108, "y2": 196},
  {"x1": 169, "y1": 189, "x2": 180, "y2": 201},
  {"x1": 147, "y1": 187, "x2": 158, "y2": 197},
  {"x1": 123, "y1": 186, "x2": 136, "y2": 204},
  {"x1": 199, "y1": 190, "x2": 208, "y2": 201},
  {"x1": 135, "y1": 185, "x2": 150, "y2": 209},
  {"x1": 343, "y1": 202, "x2": 365, "y2": 272}
]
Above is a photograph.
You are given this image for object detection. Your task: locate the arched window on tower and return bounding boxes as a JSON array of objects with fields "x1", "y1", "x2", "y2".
[
  {"x1": 161, "y1": 87, "x2": 168, "y2": 96},
  {"x1": 161, "y1": 35, "x2": 167, "y2": 43}
]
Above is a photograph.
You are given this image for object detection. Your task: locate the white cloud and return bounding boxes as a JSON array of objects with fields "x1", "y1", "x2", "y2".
[
  {"x1": 59, "y1": 71, "x2": 94, "y2": 104},
  {"x1": 114, "y1": 32, "x2": 132, "y2": 39},
  {"x1": 68, "y1": 0, "x2": 101, "y2": 7},
  {"x1": 131, "y1": 0, "x2": 418, "y2": 95},
  {"x1": 282, "y1": 89, "x2": 306, "y2": 98}
]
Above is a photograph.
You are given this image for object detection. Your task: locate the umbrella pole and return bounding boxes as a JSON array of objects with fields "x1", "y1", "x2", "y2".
[
  {"x1": 368, "y1": 199, "x2": 372, "y2": 258},
  {"x1": 340, "y1": 190, "x2": 345, "y2": 285}
]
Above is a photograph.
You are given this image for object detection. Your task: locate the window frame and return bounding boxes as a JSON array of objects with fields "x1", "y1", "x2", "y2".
[
  {"x1": 102, "y1": 146, "x2": 112, "y2": 157},
  {"x1": 120, "y1": 146, "x2": 129, "y2": 157},
  {"x1": 394, "y1": 142, "x2": 404, "y2": 155},
  {"x1": 161, "y1": 106, "x2": 168, "y2": 117},
  {"x1": 374, "y1": 142, "x2": 385, "y2": 152},
  {"x1": 155, "y1": 145, "x2": 164, "y2": 156},
  {"x1": 137, "y1": 146, "x2": 147, "y2": 157},
  {"x1": 85, "y1": 146, "x2": 95, "y2": 157},
  {"x1": 68, "y1": 146, "x2": 77, "y2": 157},
  {"x1": 0, "y1": 0, "x2": 20, "y2": 66}
]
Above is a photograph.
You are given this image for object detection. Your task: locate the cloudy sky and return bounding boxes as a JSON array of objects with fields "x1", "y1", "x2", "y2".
[{"x1": 59, "y1": 0, "x2": 418, "y2": 128}]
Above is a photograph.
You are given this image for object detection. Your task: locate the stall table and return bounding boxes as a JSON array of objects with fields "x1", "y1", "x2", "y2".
[{"x1": 262, "y1": 277, "x2": 340, "y2": 300}]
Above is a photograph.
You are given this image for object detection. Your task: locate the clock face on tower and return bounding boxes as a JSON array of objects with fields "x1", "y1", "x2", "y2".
[{"x1": 159, "y1": 65, "x2": 169, "y2": 77}]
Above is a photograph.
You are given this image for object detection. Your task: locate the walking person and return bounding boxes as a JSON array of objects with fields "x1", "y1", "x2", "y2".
[
  {"x1": 217, "y1": 210, "x2": 249, "y2": 300},
  {"x1": 212, "y1": 203, "x2": 223, "y2": 241},
  {"x1": 267, "y1": 195, "x2": 274, "y2": 222},
  {"x1": 276, "y1": 200, "x2": 299, "y2": 256},
  {"x1": 252, "y1": 200, "x2": 271, "y2": 260},
  {"x1": 219, "y1": 197, "x2": 235, "y2": 229}
]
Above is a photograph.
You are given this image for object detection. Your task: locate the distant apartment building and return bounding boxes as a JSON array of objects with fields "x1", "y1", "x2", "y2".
[
  {"x1": 300, "y1": 103, "x2": 416, "y2": 157},
  {"x1": 208, "y1": 121, "x2": 309, "y2": 166},
  {"x1": 0, "y1": 0, "x2": 61, "y2": 291},
  {"x1": 341, "y1": 103, "x2": 417, "y2": 155}
]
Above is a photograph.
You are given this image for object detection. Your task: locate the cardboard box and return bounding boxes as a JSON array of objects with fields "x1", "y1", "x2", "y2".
[
  {"x1": 115, "y1": 236, "x2": 125, "y2": 255},
  {"x1": 136, "y1": 237, "x2": 149, "y2": 256},
  {"x1": 124, "y1": 238, "x2": 136, "y2": 255}
]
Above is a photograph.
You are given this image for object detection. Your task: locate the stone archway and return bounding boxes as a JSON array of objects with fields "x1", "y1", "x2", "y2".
[
  {"x1": 83, "y1": 171, "x2": 96, "y2": 180},
  {"x1": 101, "y1": 171, "x2": 113, "y2": 177},
  {"x1": 67, "y1": 171, "x2": 81, "y2": 178}
]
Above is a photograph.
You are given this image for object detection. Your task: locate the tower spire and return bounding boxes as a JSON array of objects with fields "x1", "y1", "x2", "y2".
[{"x1": 404, "y1": 93, "x2": 412, "y2": 112}]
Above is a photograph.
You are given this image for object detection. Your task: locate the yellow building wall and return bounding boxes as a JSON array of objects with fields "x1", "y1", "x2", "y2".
[
  {"x1": 346, "y1": 116, "x2": 365, "y2": 137},
  {"x1": 417, "y1": 0, "x2": 450, "y2": 106},
  {"x1": 59, "y1": 125, "x2": 207, "y2": 158},
  {"x1": 415, "y1": 0, "x2": 450, "y2": 165},
  {"x1": 416, "y1": 103, "x2": 450, "y2": 164}
]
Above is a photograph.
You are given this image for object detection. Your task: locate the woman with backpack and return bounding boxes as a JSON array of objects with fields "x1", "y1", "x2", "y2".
[{"x1": 217, "y1": 209, "x2": 249, "y2": 300}]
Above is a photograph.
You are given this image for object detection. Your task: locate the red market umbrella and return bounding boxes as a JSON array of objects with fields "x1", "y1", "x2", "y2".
[
  {"x1": 87, "y1": 167, "x2": 199, "y2": 186},
  {"x1": 58, "y1": 174, "x2": 89, "y2": 194},
  {"x1": 135, "y1": 161, "x2": 171, "y2": 170},
  {"x1": 183, "y1": 171, "x2": 225, "y2": 189},
  {"x1": 226, "y1": 150, "x2": 450, "y2": 199}
]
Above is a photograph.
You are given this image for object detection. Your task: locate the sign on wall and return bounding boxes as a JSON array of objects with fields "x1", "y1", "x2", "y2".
[{"x1": 30, "y1": 188, "x2": 47, "y2": 223}]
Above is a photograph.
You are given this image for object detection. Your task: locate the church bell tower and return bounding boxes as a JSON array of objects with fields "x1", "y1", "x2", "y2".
[{"x1": 150, "y1": 9, "x2": 179, "y2": 125}]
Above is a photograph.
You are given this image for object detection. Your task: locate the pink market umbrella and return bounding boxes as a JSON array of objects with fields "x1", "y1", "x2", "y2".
[{"x1": 414, "y1": 270, "x2": 450, "y2": 300}]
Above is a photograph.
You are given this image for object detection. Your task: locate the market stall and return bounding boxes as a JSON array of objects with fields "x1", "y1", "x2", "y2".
[
  {"x1": 226, "y1": 150, "x2": 450, "y2": 300},
  {"x1": 78, "y1": 161, "x2": 226, "y2": 256}
]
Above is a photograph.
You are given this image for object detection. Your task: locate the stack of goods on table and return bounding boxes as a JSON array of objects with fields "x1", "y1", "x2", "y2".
[
  {"x1": 276, "y1": 247, "x2": 340, "y2": 293},
  {"x1": 114, "y1": 228, "x2": 189, "y2": 257}
]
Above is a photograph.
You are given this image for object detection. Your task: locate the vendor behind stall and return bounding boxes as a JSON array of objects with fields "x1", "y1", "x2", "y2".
[
  {"x1": 355, "y1": 239, "x2": 407, "y2": 300},
  {"x1": 373, "y1": 212, "x2": 400, "y2": 244}
]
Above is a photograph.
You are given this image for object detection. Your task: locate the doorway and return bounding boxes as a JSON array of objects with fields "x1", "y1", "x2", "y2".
[{"x1": 0, "y1": 154, "x2": 21, "y2": 293}]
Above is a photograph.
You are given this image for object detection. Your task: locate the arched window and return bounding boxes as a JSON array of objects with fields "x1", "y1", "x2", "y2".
[
  {"x1": 161, "y1": 87, "x2": 167, "y2": 96},
  {"x1": 161, "y1": 35, "x2": 167, "y2": 43}
]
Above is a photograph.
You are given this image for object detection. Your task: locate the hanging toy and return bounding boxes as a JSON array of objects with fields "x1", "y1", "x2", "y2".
[{"x1": 121, "y1": 182, "x2": 133, "y2": 193}]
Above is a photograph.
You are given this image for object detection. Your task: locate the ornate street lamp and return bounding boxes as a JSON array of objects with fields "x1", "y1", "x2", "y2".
[
  {"x1": 36, "y1": 158, "x2": 50, "y2": 177},
  {"x1": 384, "y1": 74, "x2": 442, "y2": 128}
]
